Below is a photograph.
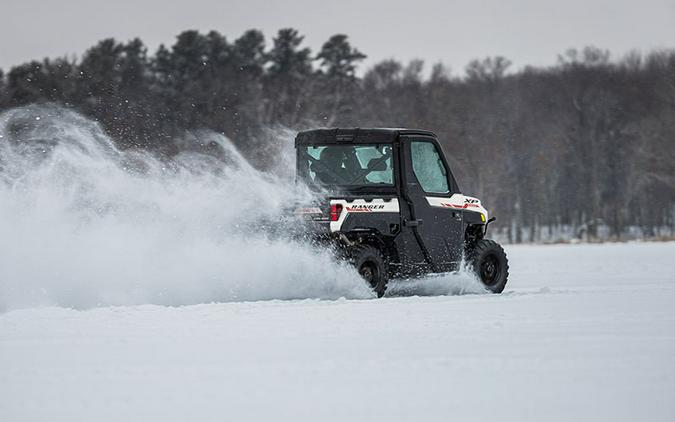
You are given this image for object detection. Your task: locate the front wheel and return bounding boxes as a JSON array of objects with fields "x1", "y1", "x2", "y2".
[
  {"x1": 350, "y1": 245, "x2": 388, "y2": 298},
  {"x1": 466, "y1": 239, "x2": 509, "y2": 293}
]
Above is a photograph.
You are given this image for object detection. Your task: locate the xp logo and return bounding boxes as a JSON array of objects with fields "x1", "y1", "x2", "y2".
[{"x1": 465, "y1": 198, "x2": 479, "y2": 204}]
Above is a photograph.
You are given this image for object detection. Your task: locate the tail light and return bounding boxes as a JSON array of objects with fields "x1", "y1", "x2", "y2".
[{"x1": 330, "y1": 203, "x2": 343, "y2": 221}]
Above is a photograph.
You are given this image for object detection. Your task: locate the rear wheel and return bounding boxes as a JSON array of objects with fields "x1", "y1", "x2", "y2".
[
  {"x1": 351, "y1": 245, "x2": 388, "y2": 298},
  {"x1": 467, "y1": 239, "x2": 509, "y2": 293}
]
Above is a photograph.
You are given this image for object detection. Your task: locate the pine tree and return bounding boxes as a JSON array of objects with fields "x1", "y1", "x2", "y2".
[
  {"x1": 264, "y1": 28, "x2": 313, "y2": 126},
  {"x1": 315, "y1": 34, "x2": 366, "y2": 125}
]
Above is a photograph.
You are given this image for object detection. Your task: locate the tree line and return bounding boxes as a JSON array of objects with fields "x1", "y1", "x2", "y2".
[{"x1": 1, "y1": 28, "x2": 674, "y2": 242}]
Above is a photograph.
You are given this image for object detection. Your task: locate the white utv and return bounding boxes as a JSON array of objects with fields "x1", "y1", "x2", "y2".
[{"x1": 294, "y1": 128, "x2": 508, "y2": 297}]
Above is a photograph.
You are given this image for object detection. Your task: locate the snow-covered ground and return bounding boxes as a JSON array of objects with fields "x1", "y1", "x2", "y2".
[{"x1": 1, "y1": 241, "x2": 674, "y2": 422}]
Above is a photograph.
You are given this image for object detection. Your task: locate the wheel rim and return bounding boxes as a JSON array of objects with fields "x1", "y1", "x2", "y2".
[
  {"x1": 359, "y1": 261, "x2": 379, "y2": 288},
  {"x1": 479, "y1": 254, "x2": 501, "y2": 286}
]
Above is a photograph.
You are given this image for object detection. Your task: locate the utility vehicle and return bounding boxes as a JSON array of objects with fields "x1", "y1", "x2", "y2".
[{"x1": 293, "y1": 128, "x2": 508, "y2": 297}]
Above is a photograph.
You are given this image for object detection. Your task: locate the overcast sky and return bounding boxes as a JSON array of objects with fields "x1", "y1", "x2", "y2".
[{"x1": 2, "y1": 0, "x2": 674, "y2": 74}]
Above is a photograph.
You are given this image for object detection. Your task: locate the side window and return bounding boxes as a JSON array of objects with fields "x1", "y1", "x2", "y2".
[{"x1": 410, "y1": 141, "x2": 449, "y2": 194}]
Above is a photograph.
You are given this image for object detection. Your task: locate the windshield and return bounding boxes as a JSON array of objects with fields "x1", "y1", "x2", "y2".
[{"x1": 299, "y1": 144, "x2": 394, "y2": 188}]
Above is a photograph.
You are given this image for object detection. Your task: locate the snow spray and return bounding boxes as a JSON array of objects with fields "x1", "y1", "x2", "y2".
[{"x1": 0, "y1": 105, "x2": 483, "y2": 311}]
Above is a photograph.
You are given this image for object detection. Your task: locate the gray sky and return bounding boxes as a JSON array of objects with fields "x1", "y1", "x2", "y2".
[{"x1": 2, "y1": 0, "x2": 674, "y2": 74}]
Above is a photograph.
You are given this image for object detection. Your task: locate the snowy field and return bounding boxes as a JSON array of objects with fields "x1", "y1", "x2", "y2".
[{"x1": 1, "y1": 241, "x2": 674, "y2": 422}]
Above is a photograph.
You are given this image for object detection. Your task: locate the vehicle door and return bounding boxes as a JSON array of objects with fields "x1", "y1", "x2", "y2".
[{"x1": 401, "y1": 137, "x2": 464, "y2": 272}]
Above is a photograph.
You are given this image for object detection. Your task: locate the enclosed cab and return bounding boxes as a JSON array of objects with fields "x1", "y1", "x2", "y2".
[{"x1": 295, "y1": 128, "x2": 508, "y2": 296}]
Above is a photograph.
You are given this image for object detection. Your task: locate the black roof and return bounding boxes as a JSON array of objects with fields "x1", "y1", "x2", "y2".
[{"x1": 295, "y1": 128, "x2": 436, "y2": 145}]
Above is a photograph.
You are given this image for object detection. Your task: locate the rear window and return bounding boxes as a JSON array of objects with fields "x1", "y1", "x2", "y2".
[{"x1": 300, "y1": 144, "x2": 394, "y2": 187}]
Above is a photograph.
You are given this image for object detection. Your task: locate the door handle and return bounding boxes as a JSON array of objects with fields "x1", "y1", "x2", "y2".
[{"x1": 404, "y1": 219, "x2": 423, "y2": 227}]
